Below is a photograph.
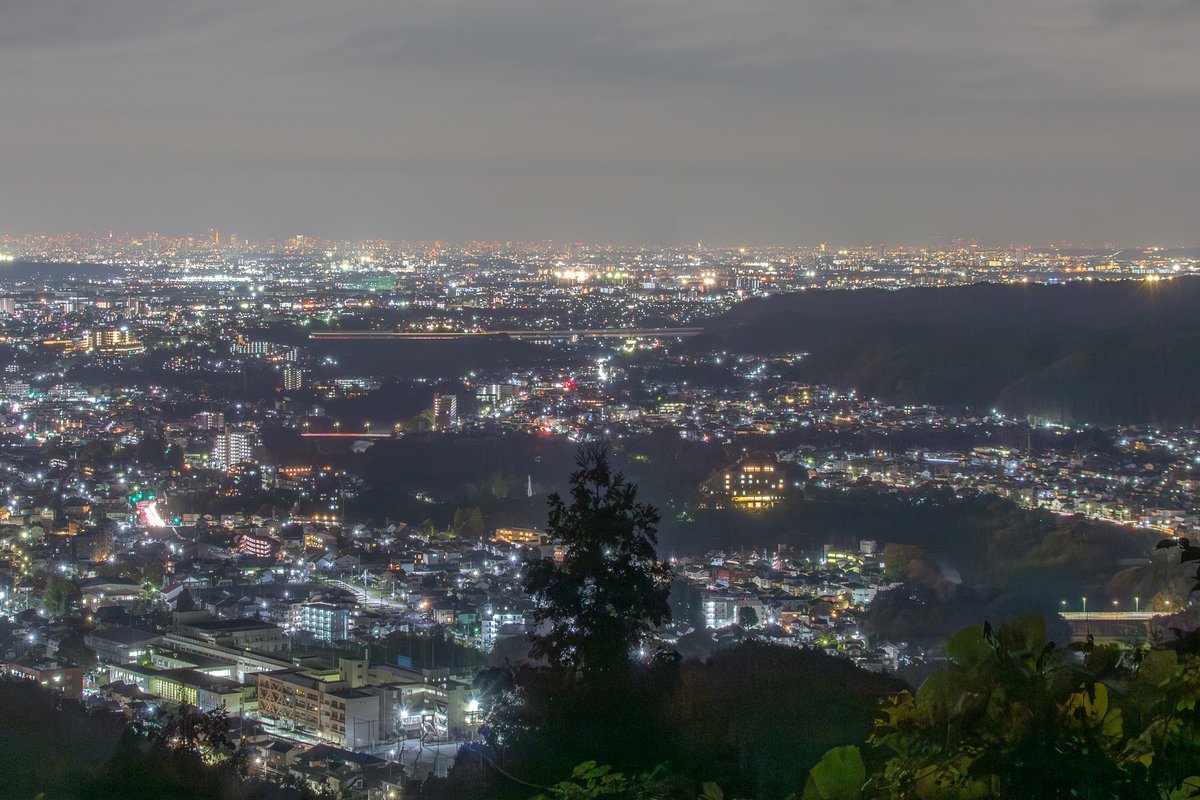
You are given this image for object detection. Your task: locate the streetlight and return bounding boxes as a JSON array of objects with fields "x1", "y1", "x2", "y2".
[{"x1": 1135, "y1": 596, "x2": 1141, "y2": 613}]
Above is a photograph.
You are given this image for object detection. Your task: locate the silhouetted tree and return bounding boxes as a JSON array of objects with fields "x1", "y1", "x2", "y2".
[
  {"x1": 43, "y1": 573, "x2": 79, "y2": 616},
  {"x1": 452, "y1": 506, "x2": 486, "y2": 539},
  {"x1": 176, "y1": 586, "x2": 198, "y2": 612},
  {"x1": 736, "y1": 606, "x2": 759, "y2": 629},
  {"x1": 523, "y1": 445, "x2": 671, "y2": 680},
  {"x1": 668, "y1": 578, "x2": 705, "y2": 631}
]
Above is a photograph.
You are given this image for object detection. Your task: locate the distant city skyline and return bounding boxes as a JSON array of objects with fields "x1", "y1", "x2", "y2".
[
  {"x1": 3, "y1": 1, "x2": 1199, "y2": 245},
  {"x1": 2, "y1": 229, "x2": 1198, "y2": 253}
]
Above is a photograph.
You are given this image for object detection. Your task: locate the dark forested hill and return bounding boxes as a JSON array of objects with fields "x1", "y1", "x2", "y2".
[{"x1": 698, "y1": 277, "x2": 1200, "y2": 425}]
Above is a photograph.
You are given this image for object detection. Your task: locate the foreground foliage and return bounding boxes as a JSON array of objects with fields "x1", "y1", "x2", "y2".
[
  {"x1": 441, "y1": 643, "x2": 898, "y2": 800},
  {"x1": 806, "y1": 615, "x2": 1200, "y2": 799},
  {"x1": 519, "y1": 615, "x2": 1200, "y2": 800},
  {"x1": 0, "y1": 681, "x2": 290, "y2": 800}
]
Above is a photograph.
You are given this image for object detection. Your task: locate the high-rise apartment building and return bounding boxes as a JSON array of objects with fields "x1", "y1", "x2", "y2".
[
  {"x1": 212, "y1": 425, "x2": 255, "y2": 472},
  {"x1": 282, "y1": 365, "x2": 306, "y2": 392},
  {"x1": 297, "y1": 602, "x2": 352, "y2": 642},
  {"x1": 432, "y1": 393, "x2": 458, "y2": 431},
  {"x1": 193, "y1": 411, "x2": 224, "y2": 430},
  {"x1": 475, "y1": 383, "x2": 518, "y2": 407},
  {"x1": 87, "y1": 326, "x2": 145, "y2": 356}
]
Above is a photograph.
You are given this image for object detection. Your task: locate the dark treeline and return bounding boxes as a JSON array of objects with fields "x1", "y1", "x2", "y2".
[
  {"x1": 439, "y1": 644, "x2": 900, "y2": 800},
  {"x1": 0, "y1": 681, "x2": 295, "y2": 800}
]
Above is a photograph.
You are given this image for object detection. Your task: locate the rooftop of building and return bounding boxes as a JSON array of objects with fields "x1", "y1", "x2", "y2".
[
  {"x1": 185, "y1": 617, "x2": 282, "y2": 633},
  {"x1": 86, "y1": 626, "x2": 162, "y2": 646}
]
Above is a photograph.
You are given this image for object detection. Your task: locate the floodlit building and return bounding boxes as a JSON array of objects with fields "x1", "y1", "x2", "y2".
[
  {"x1": 255, "y1": 669, "x2": 389, "y2": 749},
  {"x1": 475, "y1": 383, "x2": 519, "y2": 407},
  {"x1": 298, "y1": 602, "x2": 352, "y2": 642},
  {"x1": 491, "y1": 527, "x2": 547, "y2": 545},
  {"x1": 432, "y1": 393, "x2": 458, "y2": 431},
  {"x1": 176, "y1": 618, "x2": 288, "y2": 653},
  {"x1": 720, "y1": 458, "x2": 788, "y2": 510},
  {"x1": 85, "y1": 627, "x2": 164, "y2": 664},
  {"x1": 106, "y1": 662, "x2": 246, "y2": 713},
  {"x1": 3, "y1": 657, "x2": 85, "y2": 700},
  {"x1": 86, "y1": 326, "x2": 145, "y2": 356},
  {"x1": 282, "y1": 365, "x2": 307, "y2": 392},
  {"x1": 212, "y1": 425, "x2": 256, "y2": 472}
]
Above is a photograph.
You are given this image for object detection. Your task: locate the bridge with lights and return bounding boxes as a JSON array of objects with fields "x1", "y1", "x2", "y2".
[
  {"x1": 1060, "y1": 611, "x2": 1157, "y2": 643},
  {"x1": 310, "y1": 327, "x2": 705, "y2": 341}
]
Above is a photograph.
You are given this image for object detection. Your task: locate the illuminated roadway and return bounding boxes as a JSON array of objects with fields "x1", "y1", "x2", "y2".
[
  {"x1": 326, "y1": 578, "x2": 409, "y2": 610},
  {"x1": 310, "y1": 327, "x2": 704, "y2": 341},
  {"x1": 1060, "y1": 612, "x2": 1156, "y2": 621},
  {"x1": 299, "y1": 432, "x2": 394, "y2": 439},
  {"x1": 141, "y1": 500, "x2": 167, "y2": 528}
]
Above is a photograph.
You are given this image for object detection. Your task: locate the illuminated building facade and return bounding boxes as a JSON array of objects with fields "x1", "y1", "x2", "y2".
[
  {"x1": 722, "y1": 459, "x2": 788, "y2": 510},
  {"x1": 212, "y1": 425, "x2": 255, "y2": 472},
  {"x1": 432, "y1": 393, "x2": 458, "y2": 430},
  {"x1": 298, "y1": 602, "x2": 352, "y2": 642}
]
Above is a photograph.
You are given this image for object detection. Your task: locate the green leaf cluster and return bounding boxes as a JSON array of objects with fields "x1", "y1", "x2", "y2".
[
  {"x1": 805, "y1": 615, "x2": 1200, "y2": 798},
  {"x1": 534, "y1": 761, "x2": 675, "y2": 800}
]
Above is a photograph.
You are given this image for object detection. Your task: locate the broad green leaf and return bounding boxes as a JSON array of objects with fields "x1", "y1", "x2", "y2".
[
  {"x1": 802, "y1": 746, "x2": 865, "y2": 800},
  {"x1": 1169, "y1": 776, "x2": 1200, "y2": 800}
]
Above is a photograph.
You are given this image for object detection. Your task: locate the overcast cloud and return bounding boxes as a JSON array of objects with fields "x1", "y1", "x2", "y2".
[{"x1": 1, "y1": 0, "x2": 1198, "y2": 245}]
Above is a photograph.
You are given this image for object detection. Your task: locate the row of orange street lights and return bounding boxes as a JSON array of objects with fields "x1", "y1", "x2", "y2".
[
  {"x1": 1061, "y1": 596, "x2": 1158, "y2": 613},
  {"x1": 302, "y1": 420, "x2": 402, "y2": 433}
]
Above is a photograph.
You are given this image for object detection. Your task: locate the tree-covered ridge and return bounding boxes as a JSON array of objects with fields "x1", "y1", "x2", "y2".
[
  {"x1": 0, "y1": 681, "x2": 289, "y2": 800},
  {"x1": 698, "y1": 277, "x2": 1200, "y2": 425}
]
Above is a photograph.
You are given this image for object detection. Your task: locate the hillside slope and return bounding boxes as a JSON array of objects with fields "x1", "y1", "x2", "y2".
[{"x1": 698, "y1": 278, "x2": 1200, "y2": 424}]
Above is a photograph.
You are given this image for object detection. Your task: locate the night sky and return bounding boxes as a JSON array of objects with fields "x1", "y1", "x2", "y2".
[{"x1": 3, "y1": 0, "x2": 1198, "y2": 245}]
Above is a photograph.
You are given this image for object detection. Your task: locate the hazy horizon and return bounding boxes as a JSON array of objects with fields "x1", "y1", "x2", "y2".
[
  {"x1": 3, "y1": 0, "x2": 1199, "y2": 245},
  {"x1": 4, "y1": 230, "x2": 1200, "y2": 253}
]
